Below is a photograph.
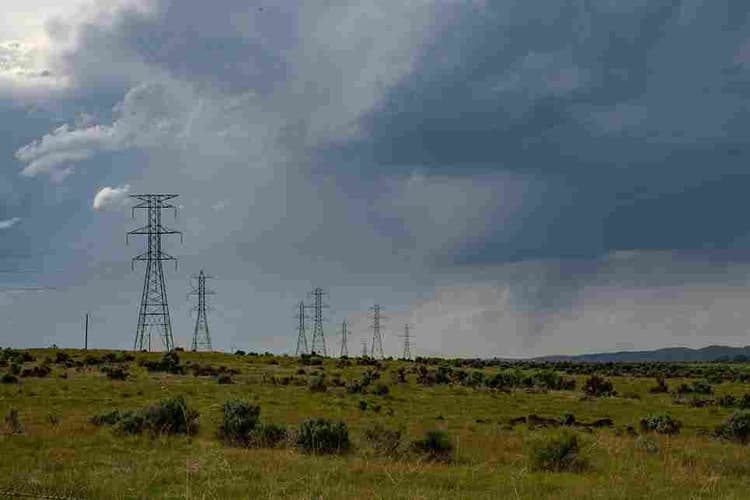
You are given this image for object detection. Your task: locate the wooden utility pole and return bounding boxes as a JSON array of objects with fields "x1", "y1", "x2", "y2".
[{"x1": 84, "y1": 313, "x2": 89, "y2": 350}]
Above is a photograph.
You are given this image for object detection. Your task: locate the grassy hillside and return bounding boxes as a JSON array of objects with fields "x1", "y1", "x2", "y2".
[{"x1": 2, "y1": 348, "x2": 750, "y2": 499}]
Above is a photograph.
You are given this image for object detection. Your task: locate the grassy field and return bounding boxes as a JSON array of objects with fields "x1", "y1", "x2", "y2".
[{"x1": 2, "y1": 348, "x2": 750, "y2": 499}]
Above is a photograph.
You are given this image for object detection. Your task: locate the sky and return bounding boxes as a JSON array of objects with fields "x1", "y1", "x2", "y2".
[{"x1": 2, "y1": 0, "x2": 750, "y2": 357}]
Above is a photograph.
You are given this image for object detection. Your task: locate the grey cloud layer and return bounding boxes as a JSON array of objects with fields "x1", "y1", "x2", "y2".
[{"x1": 3, "y1": 1, "x2": 750, "y2": 355}]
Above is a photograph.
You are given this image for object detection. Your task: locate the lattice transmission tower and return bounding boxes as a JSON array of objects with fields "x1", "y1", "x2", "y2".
[
  {"x1": 294, "y1": 300, "x2": 308, "y2": 356},
  {"x1": 127, "y1": 194, "x2": 182, "y2": 351},
  {"x1": 305, "y1": 287, "x2": 329, "y2": 356},
  {"x1": 400, "y1": 323, "x2": 414, "y2": 360},
  {"x1": 189, "y1": 270, "x2": 214, "y2": 351},
  {"x1": 361, "y1": 338, "x2": 369, "y2": 358},
  {"x1": 370, "y1": 304, "x2": 385, "y2": 359},
  {"x1": 339, "y1": 320, "x2": 349, "y2": 357}
]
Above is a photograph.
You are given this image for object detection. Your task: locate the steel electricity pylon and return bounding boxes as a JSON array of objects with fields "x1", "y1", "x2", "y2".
[
  {"x1": 305, "y1": 287, "x2": 329, "y2": 356},
  {"x1": 361, "y1": 338, "x2": 369, "y2": 358},
  {"x1": 339, "y1": 320, "x2": 349, "y2": 357},
  {"x1": 127, "y1": 194, "x2": 182, "y2": 351},
  {"x1": 400, "y1": 323, "x2": 414, "y2": 360},
  {"x1": 370, "y1": 304, "x2": 385, "y2": 359},
  {"x1": 189, "y1": 270, "x2": 214, "y2": 351},
  {"x1": 294, "y1": 300, "x2": 308, "y2": 356}
]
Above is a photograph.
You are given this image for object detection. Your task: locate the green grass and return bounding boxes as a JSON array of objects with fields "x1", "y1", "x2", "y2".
[{"x1": 1, "y1": 349, "x2": 750, "y2": 498}]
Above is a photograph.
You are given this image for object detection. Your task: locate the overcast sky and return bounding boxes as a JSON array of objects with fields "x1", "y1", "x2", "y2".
[{"x1": 2, "y1": 1, "x2": 750, "y2": 357}]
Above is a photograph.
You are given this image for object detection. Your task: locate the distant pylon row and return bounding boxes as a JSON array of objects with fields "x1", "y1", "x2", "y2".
[
  {"x1": 293, "y1": 291, "x2": 415, "y2": 359},
  {"x1": 126, "y1": 194, "x2": 214, "y2": 352}
]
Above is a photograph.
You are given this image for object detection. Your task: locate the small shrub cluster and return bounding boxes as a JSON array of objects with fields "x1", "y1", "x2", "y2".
[
  {"x1": 20, "y1": 365, "x2": 51, "y2": 378},
  {"x1": 718, "y1": 394, "x2": 750, "y2": 409},
  {"x1": 410, "y1": 430, "x2": 453, "y2": 462},
  {"x1": 139, "y1": 351, "x2": 185, "y2": 374},
  {"x1": 0, "y1": 349, "x2": 35, "y2": 367},
  {"x1": 91, "y1": 396, "x2": 198, "y2": 436},
  {"x1": 308, "y1": 374, "x2": 327, "y2": 392},
  {"x1": 715, "y1": 410, "x2": 750, "y2": 443},
  {"x1": 676, "y1": 380, "x2": 713, "y2": 395},
  {"x1": 639, "y1": 413, "x2": 682, "y2": 435},
  {"x1": 217, "y1": 399, "x2": 287, "y2": 448},
  {"x1": 528, "y1": 431, "x2": 588, "y2": 472},
  {"x1": 299, "y1": 353, "x2": 324, "y2": 366},
  {"x1": 189, "y1": 363, "x2": 238, "y2": 377},
  {"x1": 582, "y1": 375, "x2": 616, "y2": 397},
  {"x1": 218, "y1": 399, "x2": 260, "y2": 446},
  {"x1": 295, "y1": 418, "x2": 350, "y2": 454},
  {"x1": 1, "y1": 373, "x2": 18, "y2": 384},
  {"x1": 248, "y1": 422, "x2": 287, "y2": 448},
  {"x1": 102, "y1": 366, "x2": 129, "y2": 380}
]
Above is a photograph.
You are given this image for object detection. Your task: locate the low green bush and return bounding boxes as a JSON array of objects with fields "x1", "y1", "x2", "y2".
[
  {"x1": 716, "y1": 410, "x2": 750, "y2": 443},
  {"x1": 218, "y1": 399, "x2": 260, "y2": 446},
  {"x1": 248, "y1": 422, "x2": 287, "y2": 448},
  {"x1": 639, "y1": 413, "x2": 682, "y2": 435},
  {"x1": 90, "y1": 396, "x2": 199, "y2": 436},
  {"x1": 411, "y1": 430, "x2": 453, "y2": 462},
  {"x1": 528, "y1": 431, "x2": 588, "y2": 472},
  {"x1": 295, "y1": 418, "x2": 350, "y2": 454}
]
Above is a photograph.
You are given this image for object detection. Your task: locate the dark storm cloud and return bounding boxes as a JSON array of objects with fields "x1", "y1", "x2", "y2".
[{"x1": 337, "y1": 0, "x2": 750, "y2": 266}]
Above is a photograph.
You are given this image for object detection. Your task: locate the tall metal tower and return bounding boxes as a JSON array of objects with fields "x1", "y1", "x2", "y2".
[
  {"x1": 305, "y1": 287, "x2": 329, "y2": 356},
  {"x1": 339, "y1": 320, "x2": 349, "y2": 357},
  {"x1": 294, "y1": 300, "x2": 308, "y2": 356},
  {"x1": 400, "y1": 323, "x2": 414, "y2": 360},
  {"x1": 361, "y1": 338, "x2": 369, "y2": 358},
  {"x1": 370, "y1": 304, "x2": 385, "y2": 359},
  {"x1": 189, "y1": 270, "x2": 214, "y2": 351},
  {"x1": 127, "y1": 194, "x2": 181, "y2": 351}
]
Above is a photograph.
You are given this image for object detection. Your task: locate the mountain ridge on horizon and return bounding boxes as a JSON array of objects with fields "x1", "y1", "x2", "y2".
[{"x1": 532, "y1": 344, "x2": 750, "y2": 362}]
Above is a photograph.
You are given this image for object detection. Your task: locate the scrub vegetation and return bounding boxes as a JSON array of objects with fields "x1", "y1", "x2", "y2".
[{"x1": 2, "y1": 347, "x2": 750, "y2": 498}]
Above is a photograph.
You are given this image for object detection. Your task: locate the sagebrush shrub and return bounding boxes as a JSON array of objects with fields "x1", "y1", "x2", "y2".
[
  {"x1": 295, "y1": 418, "x2": 350, "y2": 454},
  {"x1": 308, "y1": 374, "x2": 327, "y2": 393},
  {"x1": 528, "y1": 431, "x2": 588, "y2": 472},
  {"x1": 560, "y1": 411, "x2": 576, "y2": 427},
  {"x1": 218, "y1": 399, "x2": 260, "y2": 446},
  {"x1": 104, "y1": 366, "x2": 128, "y2": 380},
  {"x1": 248, "y1": 422, "x2": 287, "y2": 448},
  {"x1": 373, "y1": 383, "x2": 389, "y2": 396},
  {"x1": 140, "y1": 350, "x2": 184, "y2": 374},
  {"x1": 91, "y1": 396, "x2": 198, "y2": 436},
  {"x1": 716, "y1": 410, "x2": 750, "y2": 443},
  {"x1": 411, "y1": 430, "x2": 453, "y2": 462},
  {"x1": 583, "y1": 375, "x2": 616, "y2": 397},
  {"x1": 639, "y1": 413, "x2": 681, "y2": 435}
]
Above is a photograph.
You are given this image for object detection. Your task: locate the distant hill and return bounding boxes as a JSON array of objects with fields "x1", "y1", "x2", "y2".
[{"x1": 534, "y1": 345, "x2": 750, "y2": 363}]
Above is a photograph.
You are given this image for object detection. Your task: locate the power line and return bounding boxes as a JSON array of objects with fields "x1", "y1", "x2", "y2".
[
  {"x1": 189, "y1": 269, "x2": 214, "y2": 351},
  {"x1": 294, "y1": 300, "x2": 308, "y2": 356},
  {"x1": 370, "y1": 304, "x2": 385, "y2": 359},
  {"x1": 127, "y1": 194, "x2": 182, "y2": 351}
]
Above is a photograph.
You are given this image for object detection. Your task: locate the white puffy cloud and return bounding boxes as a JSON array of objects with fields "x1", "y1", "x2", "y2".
[
  {"x1": 93, "y1": 184, "x2": 130, "y2": 210},
  {"x1": 0, "y1": 217, "x2": 21, "y2": 230}
]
